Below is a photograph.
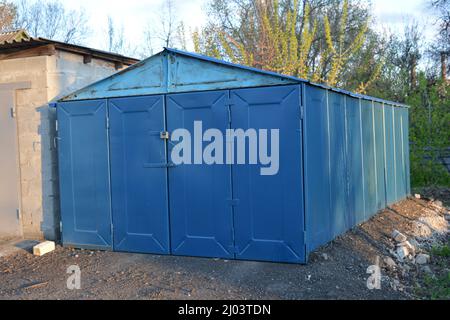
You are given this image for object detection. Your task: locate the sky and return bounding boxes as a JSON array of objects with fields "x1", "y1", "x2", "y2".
[{"x1": 16, "y1": 0, "x2": 439, "y2": 56}]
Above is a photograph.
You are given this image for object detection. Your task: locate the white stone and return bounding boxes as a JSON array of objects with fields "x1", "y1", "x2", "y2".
[
  {"x1": 415, "y1": 254, "x2": 430, "y2": 265},
  {"x1": 414, "y1": 194, "x2": 421, "y2": 199},
  {"x1": 396, "y1": 246, "x2": 409, "y2": 260},
  {"x1": 33, "y1": 241, "x2": 55, "y2": 256},
  {"x1": 384, "y1": 257, "x2": 397, "y2": 269},
  {"x1": 398, "y1": 241, "x2": 416, "y2": 256},
  {"x1": 392, "y1": 230, "x2": 408, "y2": 243}
]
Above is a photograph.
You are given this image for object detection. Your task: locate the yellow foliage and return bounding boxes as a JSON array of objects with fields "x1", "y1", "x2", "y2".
[{"x1": 192, "y1": 0, "x2": 382, "y2": 94}]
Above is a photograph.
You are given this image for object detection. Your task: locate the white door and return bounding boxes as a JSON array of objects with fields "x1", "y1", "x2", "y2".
[{"x1": 0, "y1": 83, "x2": 29, "y2": 239}]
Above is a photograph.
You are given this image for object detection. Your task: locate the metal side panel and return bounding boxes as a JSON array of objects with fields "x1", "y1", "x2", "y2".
[
  {"x1": 361, "y1": 100, "x2": 377, "y2": 219},
  {"x1": 230, "y1": 85, "x2": 305, "y2": 264},
  {"x1": 303, "y1": 85, "x2": 331, "y2": 253},
  {"x1": 328, "y1": 91, "x2": 350, "y2": 238},
  {"x1": 374, "y1": 102, "x2": 387, "y2": 210},
  {"x1": 167, "y1": 90, "x2": 234, "y2": 259},
  {"x1": 384, "y1": 104, "x2": 397, "y2": 205},
  {"x1": 57, "y1": 100, "x2": 112, "y2": 249},
  {"x1": 402, "y1": 108, "x2": 411, "y2": 196},
  {"x1": 345, "y1": 96, "x2": 365, "y2": 226},
  {"x1": 394, "y1": 107, "x2": 407, "y2": 201},
  {"x1": 109, "y1": 96, "x2": 170, "y2": 254}
]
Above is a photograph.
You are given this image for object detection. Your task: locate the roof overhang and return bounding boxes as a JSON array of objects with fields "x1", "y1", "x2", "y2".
[
  {"x1": 0, "y1": 37, "x2": 139, "y2": 67},
  {"x1": 59, "y1": 47, "x2": 408, "y2": 108}
]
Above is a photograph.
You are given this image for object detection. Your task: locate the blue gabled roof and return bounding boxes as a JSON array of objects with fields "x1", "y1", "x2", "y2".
[{"x1": 60, "y1": 47, "x2": 407, "y2": 108}]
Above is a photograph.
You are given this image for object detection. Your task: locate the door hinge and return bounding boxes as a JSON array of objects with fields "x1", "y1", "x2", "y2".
[
  {"x1": 106, "y1": 116, "x2": 110, "y2": 129},
  {"x1": 16, "y1": 209, "x2": 20, "y2": 220},
  {"x1": 303, "y1": 231, "x2": 307, "y2": 244},
  {"x1": 59, "y1": 221, "x2": 63, "y2": 233},
  {"x1": 10, "y1": 107, "x2": 16, "y2": 118},
  {"x1": 300, "y1": 105, "x2": 304, "y2": 119}
]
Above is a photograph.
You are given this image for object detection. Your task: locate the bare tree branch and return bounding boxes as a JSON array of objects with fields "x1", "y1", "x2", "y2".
[{"x1": 13, "y1": 0, "x2": 91, "y2": 44}]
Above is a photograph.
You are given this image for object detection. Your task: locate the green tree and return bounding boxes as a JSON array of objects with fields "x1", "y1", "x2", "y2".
[
  {"x1": 194, "y1": 0, "x2": 383, "y2": 92},
  {"x1": 407, "y1": 75, "x2": 450, "y2": 187}
]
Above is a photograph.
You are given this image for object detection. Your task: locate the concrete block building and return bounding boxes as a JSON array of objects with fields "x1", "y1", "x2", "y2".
[{"x1": 0, "y1": 30, "x2": 138, "y2": 241}]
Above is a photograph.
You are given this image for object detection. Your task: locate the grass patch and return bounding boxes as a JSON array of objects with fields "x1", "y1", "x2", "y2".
[
  {"x1": 431, "y1": 243, "x2": 450, "y2": 258},
  {"x1": 421, "y1": 272, "x2": 450, "y2": 300}
]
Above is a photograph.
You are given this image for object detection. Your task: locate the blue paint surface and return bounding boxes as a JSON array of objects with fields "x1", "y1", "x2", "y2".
[
  {"x1": 231, "y1": 85, "x2": 305, "y2": 263},
  {"x1": 167, "y1": 90, "x2": 234, "y2": 259},
  {"x1": 109, "y1": 96, "x2": 170, "y2": 254},
  {"x1": 56, "y1": 48, "x2": 411, "y2": 263},
  {"x1": 57, "y1": 100, "x2": 112, "y2": 249},
  {"x1": 61, "y1": 48, "x2": 408, "y2": 110},
  {"x1": 303, "y1": 85, "x2": 410, "y2": 256}
]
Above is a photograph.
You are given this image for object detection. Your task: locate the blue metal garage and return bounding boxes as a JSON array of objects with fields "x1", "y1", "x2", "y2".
[{"x1": 55, "y1": 48, "x2": 410, "y2": 264}]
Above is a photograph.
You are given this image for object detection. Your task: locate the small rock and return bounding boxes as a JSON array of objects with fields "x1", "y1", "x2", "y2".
[
  {"x1": 409, "y1": 238, "x2": 420, "y2": 248},
  {"x1": 398, "y1": 241, "x2": 416, "y2": 256},
  {"x1": 421, "y1": 266, "x2": 433, "y2": 274},
  {"x1": 391, "y1": 279, "x2": 400, "y2": 291},
  {"x1": 392, "y1": 230, "x2": 408, "y2": 243},
  {"x1": 33, "y1": 241, "x2": 55, "y2": 257},
  {"x1": 396, "y1": 246, "x2": 409, "y2": 260},
  {"x1": 415, "y1": 254, "x2": 430, "y2": 265},
  {"x1": 384, "y1": 257, "x2": 397, "y2": 269},
  {"x1": 321, "y1": 253, "x2": 329, "y2": 260},
  {"x1": 434, "y1": 200, "x2": 443, "y2": 208},
  {"x1": 401, "y1": 264, "x2": 411, "y2": 272},
  {"x1": 414, "y1": 194, "x2": 421, "y2": 199}
]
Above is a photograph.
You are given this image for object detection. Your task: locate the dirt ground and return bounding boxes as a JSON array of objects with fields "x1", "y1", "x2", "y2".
[{"x1": 0, "y1": 195, "x2": 448, "y2": 300}]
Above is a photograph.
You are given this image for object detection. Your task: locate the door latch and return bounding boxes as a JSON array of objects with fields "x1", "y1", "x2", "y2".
[
  {"x1": 160, "y1": 131, "x2": 170, "y2": 140},
  {"x1": 10, "y1": 107, "x2": 16, "y2": 118}
]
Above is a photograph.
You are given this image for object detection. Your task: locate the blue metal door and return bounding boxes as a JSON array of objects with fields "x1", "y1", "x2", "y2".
[
  {"x1": 230, "y1": 86, "x2": 306, "y2": 263},
  {"x1": 109, "y1": 96, "x2": 170, "y2": 254},
  {"x1": 167, "y1": 91, "x2": 234, "y2": 259},
  {"x1": 57, "y1": 100, "x2": 112, "y2": 249}
]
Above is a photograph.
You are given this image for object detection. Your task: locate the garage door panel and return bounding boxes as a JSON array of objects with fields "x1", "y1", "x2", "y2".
[
  {"x1": 57, "y1": 100, "x2": 112, "y2": 249},
  {"x1": 167, "y1": 91, "x2": 234, "y2": 259},
  {"x1": 230, "y1": 85, "x2": 306, "y2": 263},
  {"x1": 109, "y1": 96, "x2": 170, "y2": 254}
]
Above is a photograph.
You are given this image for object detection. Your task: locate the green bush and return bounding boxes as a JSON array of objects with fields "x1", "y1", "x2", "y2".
[
  {"x1": 407, "y1": 76, "x2": 450, "y2": 188},
  {"x1": 431, "y1": 244, "x2": 450, "y2": 258}
]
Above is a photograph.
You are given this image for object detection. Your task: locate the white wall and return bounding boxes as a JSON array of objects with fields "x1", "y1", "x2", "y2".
[{"x1": 0, "y1": 50, "x2": 125, "y2": 240}]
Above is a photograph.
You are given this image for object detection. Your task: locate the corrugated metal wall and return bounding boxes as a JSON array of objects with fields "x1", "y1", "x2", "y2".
[
  {"x1": 56, "y1": 48, "x2": 411, "y2": 263},
  {"x1": 303, "y1": 84, "x2": 410, "y2": 255}
]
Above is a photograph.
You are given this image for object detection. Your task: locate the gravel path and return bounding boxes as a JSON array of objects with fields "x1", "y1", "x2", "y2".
[{"x1": 0, "y1": 197, "x2": 447, "y2": 300}]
